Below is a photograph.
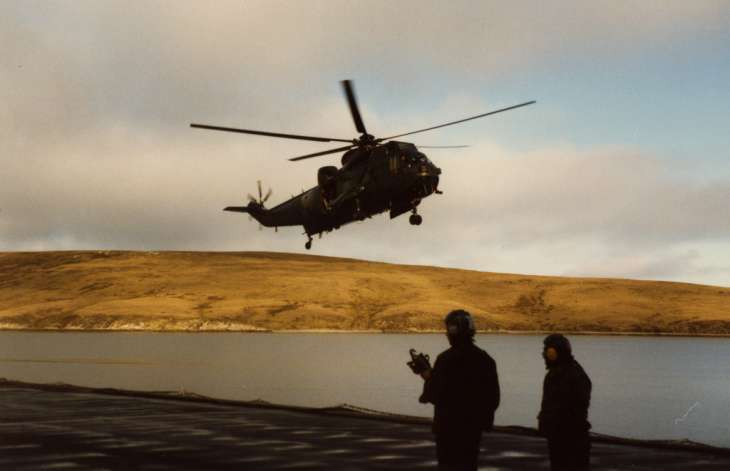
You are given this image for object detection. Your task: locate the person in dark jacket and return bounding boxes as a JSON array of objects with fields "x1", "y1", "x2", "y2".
[
  {"x1": 538, "y1": 333, "x2": 592, "y2": 471},
  {"x1": 418, "y1": 310, "x2": 500, "y2": 471}
]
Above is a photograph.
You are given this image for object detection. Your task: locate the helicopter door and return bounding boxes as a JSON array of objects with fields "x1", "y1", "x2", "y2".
[
  {"x1": 389, "y1": 152, "x2": 398, "y2": 175},
  {"x1": 318, "y1": 166, "x2": 338, "y2": 202}
]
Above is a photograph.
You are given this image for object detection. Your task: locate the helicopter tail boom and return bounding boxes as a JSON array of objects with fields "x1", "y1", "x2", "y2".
[
  {"x1": 223, "y1": 206, "x2": 250, "y2": 214},
  {"x1": 224, "y1": 204, "x2": 277, "y2": 227}
]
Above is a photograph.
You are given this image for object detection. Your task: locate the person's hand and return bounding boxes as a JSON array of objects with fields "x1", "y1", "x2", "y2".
[{"x1": 420, "y1": 369, "x2": 432, "y2": 380}]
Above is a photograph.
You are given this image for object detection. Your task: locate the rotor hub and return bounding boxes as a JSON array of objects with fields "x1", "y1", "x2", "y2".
[{"x1": 354, "y1": 133, "x2": 376, "y2": 146}]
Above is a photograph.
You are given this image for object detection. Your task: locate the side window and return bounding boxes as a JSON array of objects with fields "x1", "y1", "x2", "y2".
[{"x1": 389, "y1": 151, "x2": 398, "y2": 174}]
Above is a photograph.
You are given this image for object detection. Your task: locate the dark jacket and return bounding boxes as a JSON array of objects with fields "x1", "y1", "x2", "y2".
[
  {"x1": 420, "y1": 342, "x2": 500, "y2": 435},
  {"x1": 538, "y1": 358, "x2": 592, "y2": 437}
]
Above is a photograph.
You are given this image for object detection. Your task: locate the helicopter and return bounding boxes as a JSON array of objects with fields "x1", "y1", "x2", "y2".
[{"x1": 191, "y1": 81, "x2": 534, "y2": 250}]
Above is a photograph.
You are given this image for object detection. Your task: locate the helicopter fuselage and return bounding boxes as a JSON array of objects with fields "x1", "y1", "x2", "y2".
[{"x1": 237, "y1": 141, "x2": 440, "y2": 236}]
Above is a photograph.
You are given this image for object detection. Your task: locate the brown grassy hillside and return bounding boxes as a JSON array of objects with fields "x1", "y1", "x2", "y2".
[{"x1": 0, "y1": 251, "x2": 729, "y2": 333}]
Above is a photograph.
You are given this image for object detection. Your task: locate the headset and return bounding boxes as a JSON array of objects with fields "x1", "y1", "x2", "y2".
[{"x1": 445, "y1": 310, "x2": 475, "y2": 336}]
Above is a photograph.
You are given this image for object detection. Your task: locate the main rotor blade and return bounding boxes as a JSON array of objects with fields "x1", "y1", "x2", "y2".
[
  {"x1": 289, "y1": 144, "x2": 355, "y2": 162},
  {"x1": 342, "y1": 80, "x2": 367, "y2": 135},
  {"x1": 190, "y1": 124, "x2": 352, "y2": 143},
  {"x1": 416, "y1": 145, "x2": 470, "y2": 149},
  {"x1": 379, "y1": 100, "x2": 536, "y2": 141}
]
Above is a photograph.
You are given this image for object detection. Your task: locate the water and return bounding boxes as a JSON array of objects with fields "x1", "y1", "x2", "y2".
[{"x1": 1, "y1": 332, "x2": 729, "y2": 448}]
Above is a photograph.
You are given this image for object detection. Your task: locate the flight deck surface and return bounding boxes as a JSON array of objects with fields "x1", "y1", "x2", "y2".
[{"x1": 0, "y1": 381, "x2": 728, "y2": 470}]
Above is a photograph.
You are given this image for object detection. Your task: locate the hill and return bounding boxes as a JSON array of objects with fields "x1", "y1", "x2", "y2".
[{"x1": 1, "y1": 251, "x2": 729, "y2": 334}]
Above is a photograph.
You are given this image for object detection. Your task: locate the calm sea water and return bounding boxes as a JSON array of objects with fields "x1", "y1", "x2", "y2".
[{"x1": 1, "y1": 332, "x2": 729, "y2": 447}]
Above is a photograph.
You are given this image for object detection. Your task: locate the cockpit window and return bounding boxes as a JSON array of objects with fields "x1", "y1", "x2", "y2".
[
  {"x1": 401, "y1": 153, "x2": 417, "y2": 163},
  {"x1": 391, "y1": 142, "x2": 420, "y2": 162}
]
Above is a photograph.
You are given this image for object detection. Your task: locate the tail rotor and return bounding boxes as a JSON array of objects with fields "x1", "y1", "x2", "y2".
[
  {"x1": 223, "y1": 180, "x2": 274, "y2": 231},
  {"x1": 246, "y1": 180, "x2": 272, "y2": 230},
  {"x1": 248, "y1": 180, "x2": 272, "y2": 207}
]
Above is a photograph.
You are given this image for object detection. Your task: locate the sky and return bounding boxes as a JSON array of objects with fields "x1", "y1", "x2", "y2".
[{"x1": 2, "y1": 1, "x2": 730, "y2": 286}]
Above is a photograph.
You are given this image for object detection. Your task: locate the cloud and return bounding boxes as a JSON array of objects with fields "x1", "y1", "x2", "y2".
[
  {"x1": 436, "y1": 145, "x2": 730, "y2": 247},
  {"x1": 4, "y1": 1, "x2": 727, "y2": 125},
  {"x1": 564, "y1": 249, "x2": 702, "y2": 280}
]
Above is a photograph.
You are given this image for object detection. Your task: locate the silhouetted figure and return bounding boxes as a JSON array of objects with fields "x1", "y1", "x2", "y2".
[
  {"x1": 418, "y1": 310, "x2": 500, "y2": 471},
  {"x1": 538, "y1": 334, "x2": 592, "y2": 471}
]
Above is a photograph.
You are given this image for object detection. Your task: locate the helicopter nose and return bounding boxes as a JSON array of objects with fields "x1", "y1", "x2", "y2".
[{"x1": 416, "y1": 174, "x2": 440, "y2": 198}]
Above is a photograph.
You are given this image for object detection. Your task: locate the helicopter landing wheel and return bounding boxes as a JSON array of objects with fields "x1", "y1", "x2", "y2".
[
  {"x1": 409, "y1": 214, "x2": 423, "y2": 226},
  {"x1": 305, "y1": 237, "x2": 313, "y2": 250}
]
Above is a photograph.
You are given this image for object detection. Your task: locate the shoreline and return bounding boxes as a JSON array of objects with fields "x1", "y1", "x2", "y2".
[{"x1": 3, "y1": 327, "x2": 730, "y2": 338}]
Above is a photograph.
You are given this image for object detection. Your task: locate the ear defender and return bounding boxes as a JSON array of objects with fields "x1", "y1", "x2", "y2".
[{"x1": 465, "y1": 314, "x2": 474, "y2": 332}]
